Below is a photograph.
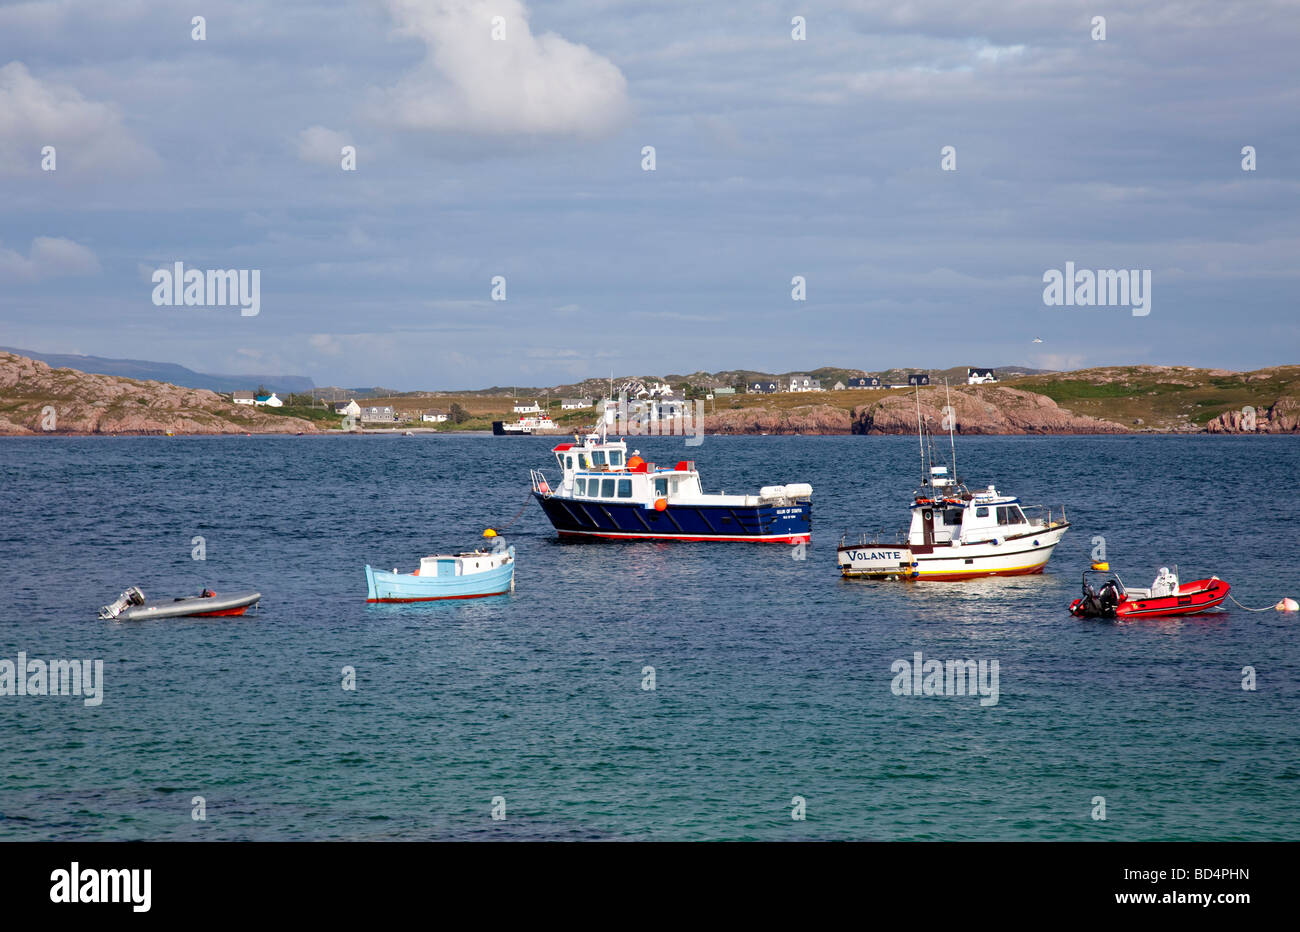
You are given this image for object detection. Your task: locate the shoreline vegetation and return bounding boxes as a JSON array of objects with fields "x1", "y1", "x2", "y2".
[{"x1": 2, "y1": 351, "x2": 1297, "y2": 437}]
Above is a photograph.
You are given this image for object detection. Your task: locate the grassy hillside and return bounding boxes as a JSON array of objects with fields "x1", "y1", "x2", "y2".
[{"x1": 1007, "y1": 365, "x2": 1300, "y2": 431}]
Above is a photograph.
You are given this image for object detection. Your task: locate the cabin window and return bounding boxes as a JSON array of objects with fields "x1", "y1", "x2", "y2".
[
  {"x1": 578, "y1": 454, "x2": 588, "y2": 468},
  {"x1": 996, "y1": 506, "x2": 1026, "y2": 526},
  {"x1": 617, "y1": 479, "x2": 632, "y2": 498},
  {"x1": 975, "y1": 507, "x2": 989, "y2": 518},
  {"x1": 610, "y1": 451, "x2": 624, "y2": 466},
  {"x1": 944, "y1": 509, "x2": 962, "y2": 526},
  {"x1": 566, "y1": 455, "x2": 574, "y2": 469},
  {"x1": 601, "y1": 478, "x2": 616, "y2": 497},
  {"x1": 575, "y1": 478, "x2": 586, "y2": 495},
  {"x1": 592, "y1": 451, "x2": 607, "y2": 466},
  {"x1": 654, "y1": 478, "x2": 668, "y2": 497}
]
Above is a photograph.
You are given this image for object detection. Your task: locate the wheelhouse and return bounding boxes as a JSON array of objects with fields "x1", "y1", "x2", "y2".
[
  {"x1": 549, "y1": 437, "x2": 705, "y2": 503},
  {"x1": 908, "y1": 485, "x2": 1046, "y2": 547}
]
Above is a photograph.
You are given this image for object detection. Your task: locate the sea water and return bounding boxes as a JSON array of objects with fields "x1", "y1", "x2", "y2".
[{"x1": 1, "y1": 434, "x2": 1296, "y2": 840}]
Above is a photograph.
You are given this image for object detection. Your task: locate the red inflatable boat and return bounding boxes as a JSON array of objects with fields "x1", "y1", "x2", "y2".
[{"x1": 1070, "y1": 567, "x2": 1230, "y2": 620}]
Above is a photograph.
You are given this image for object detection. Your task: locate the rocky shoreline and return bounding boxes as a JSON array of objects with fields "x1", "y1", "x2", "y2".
[
  {"x1": 0, "y1": 352, "x2": 319, "y2": 436},
  {"x1": 4, "y1": 351, "x2": 1297, "y2": 437}
]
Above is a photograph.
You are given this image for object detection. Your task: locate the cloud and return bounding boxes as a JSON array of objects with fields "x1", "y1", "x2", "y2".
[
  {"x1": 0, "y1": 61, "x2": 157, "y2": 175},
  {"x1": 308, "y1": 333, "x2": 343, "y2": 355},
  {"x1": 374, "y1": 0, "x2": 629, "y2": 136},
  {"x1": 0, "y1": 236, "x2": 100, "y2": 281},
  {"x1": 297, "y1": 125, "x2": 353, "y2": 166}
]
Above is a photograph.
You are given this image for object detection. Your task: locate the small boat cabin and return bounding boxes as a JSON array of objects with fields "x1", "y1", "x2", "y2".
[
  {"x1": 548, "y1": 435, "x2": 706, "y2": 503},
  {"x1": 908, "y1": 468, "x2": 1042, "y2": 547}
]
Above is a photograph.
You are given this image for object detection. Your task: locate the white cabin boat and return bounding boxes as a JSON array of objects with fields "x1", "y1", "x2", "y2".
[{"x1": 837, "y1": 387, "x2": 1069, "y2": 580}]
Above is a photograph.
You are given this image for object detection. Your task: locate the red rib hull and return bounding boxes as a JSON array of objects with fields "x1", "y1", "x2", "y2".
[{"x1": 1071, "y1": 578, "x2": 1230, "y2": 619}]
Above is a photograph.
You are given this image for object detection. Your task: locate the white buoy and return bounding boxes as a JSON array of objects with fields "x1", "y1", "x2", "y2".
[{"x1": 1275, "y1": 598, "x2": 1299, "y2": 612}]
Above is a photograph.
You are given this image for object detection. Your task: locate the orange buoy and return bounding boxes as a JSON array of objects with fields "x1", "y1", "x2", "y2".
[
  {"x1": 627, "y1": 455, "x2": 645, "y2": 470},
  {"x1": 654, "y1": 498, "x2": 668, "y2": 511}
]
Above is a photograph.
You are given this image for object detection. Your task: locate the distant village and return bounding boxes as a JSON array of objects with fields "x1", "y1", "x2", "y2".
[
  {"x1": 743, "y1": 368, "x2": 999, "y2": 393},
  {"x1": 222, "y1": 368, "x2": 1002, "y2": 428}
]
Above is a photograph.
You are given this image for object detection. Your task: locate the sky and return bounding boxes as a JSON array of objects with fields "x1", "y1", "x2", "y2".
[{"x1": 0, "y1": 0, "x2": 1297, "y2": 389}]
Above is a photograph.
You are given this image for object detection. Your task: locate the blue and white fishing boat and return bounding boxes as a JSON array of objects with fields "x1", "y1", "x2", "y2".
[
  {"x1": 365, "y1": 541, "x2": 515, "y2": 602},
  {"x1": 530, "y1": 426, "x2": 812, "y2": 542}
]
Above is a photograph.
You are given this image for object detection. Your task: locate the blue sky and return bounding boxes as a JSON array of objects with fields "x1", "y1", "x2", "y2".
[{"x1": 1, "y1": 0, "x2": 1297, "y2": 389}]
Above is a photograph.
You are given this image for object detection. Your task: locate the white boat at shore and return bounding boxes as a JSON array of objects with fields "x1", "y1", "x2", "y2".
[{"x1": 492, "y1": 414, "x2": 556, "y2": 435}]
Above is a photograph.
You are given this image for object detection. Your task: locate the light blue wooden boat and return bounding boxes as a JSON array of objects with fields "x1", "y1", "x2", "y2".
[{"x1": 365, "y1": 545, "x2": 515, "y2": 602}]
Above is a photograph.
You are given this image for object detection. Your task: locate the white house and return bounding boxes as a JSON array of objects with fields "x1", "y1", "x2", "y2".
[
  {"x1": 967, "y1": 368, "x2": 999, "y2": 385},
  {"x1": 254, "y1": 392, "x2": 283, "y2": 407},
  {"x1": 561, "y1": 398, "x2": 592, "y2": 410},
  {"x1": 421, "y1": 409, "x2": 448, "y2": 423},
  {"x1": 513, "y1": 401, "x2": 541, "y2": 414},
  {"x1": 360, "y1": 405, "x2": 397, "y2": 423},
  {"x1": 788, "y1": 374, "x2": 822, "y2": 392},
  {"x1": 232, "y1": 391, "x2": 255, "y2": 405},
  {"x1": 333, "y1": 400, "x2": 361, "y2": 418}
]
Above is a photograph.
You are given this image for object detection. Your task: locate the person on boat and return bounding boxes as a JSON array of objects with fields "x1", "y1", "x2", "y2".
[{"x1": 1150, "y1": 567, "x2": 1179, "y2": 598}]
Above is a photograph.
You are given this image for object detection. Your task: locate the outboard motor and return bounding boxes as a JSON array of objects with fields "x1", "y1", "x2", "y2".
[
  {"x1": 1097, "y1": 580, "x2": 1122, "y2": 615},
  {"x1": 1075, "y1": 575, "x2": 1121, "y2": 619},
  {"x1": 98, "y1": 586, "x2": 146, "y2": 620}
]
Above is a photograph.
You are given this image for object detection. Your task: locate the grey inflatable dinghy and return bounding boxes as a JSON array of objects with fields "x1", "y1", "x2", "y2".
[{"x1": 99, "y1": 586, "x2": 261, "y2": 621}]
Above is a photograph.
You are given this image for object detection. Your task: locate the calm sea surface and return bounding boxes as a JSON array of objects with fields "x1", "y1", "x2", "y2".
[{"x1": 1, "y1": 434, "x2": 1297, "y2": 840}]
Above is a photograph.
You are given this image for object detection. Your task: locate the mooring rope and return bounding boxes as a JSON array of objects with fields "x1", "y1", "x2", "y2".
[
  {"x1": 1227, "y1": 593, "x2": 1281, "y2": 612},
  {"x1": 489, "y1": 492, "x2": 535, "y2": 535}
]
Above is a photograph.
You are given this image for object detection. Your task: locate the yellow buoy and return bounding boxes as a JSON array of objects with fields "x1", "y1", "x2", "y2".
[
  {"x1": 1091, "y1": 561, "x2": 1109, "y2": 571},
  {"x1": 483, "y1": 528, "x2": 497, "y2": 538}
]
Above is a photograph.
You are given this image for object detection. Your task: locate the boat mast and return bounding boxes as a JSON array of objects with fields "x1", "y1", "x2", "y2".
[
  {"x1": 914, "y1": 384, "x2": 926, "y2": 489},
  {"x1": 944, "y1": 378, "x2": 957, "y2": 484}
]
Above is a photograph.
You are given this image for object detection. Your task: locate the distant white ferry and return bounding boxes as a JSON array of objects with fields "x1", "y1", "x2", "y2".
[{"x1": 492, "y1": 414, "x2": 556, "y2": 436}]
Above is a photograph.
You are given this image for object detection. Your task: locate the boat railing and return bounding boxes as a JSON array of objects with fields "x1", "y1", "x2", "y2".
[
  {"x1": 1022, "y1": 504, "x2": 1068, "y2": 528},
  {"x1": 530, "y1": 469, "x2": 551, "y2": 495},
  {"x1": 840, "y1": 529, "x2": 908, "y2": 549}
]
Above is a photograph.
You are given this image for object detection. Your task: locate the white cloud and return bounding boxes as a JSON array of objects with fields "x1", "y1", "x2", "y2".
[
  {"x1": 297, "y1": 125, "x2": 353, "y2": 166},
  {"x1": 0, "y1": 61, "x2": 157, "y2": 175},
  {"x1": 308, "y1": 333, "x2": 343, "y2": 355},
  {"x1": 0, "y1": 236, "x2": 100, "y2": 281},
  {"x1": 375, "y1": 0, "x2": 629, "y2": 136}
]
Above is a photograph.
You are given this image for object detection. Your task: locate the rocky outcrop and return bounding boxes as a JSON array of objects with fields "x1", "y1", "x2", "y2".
[
  {"x1": 851, "y1": 386, "x2": 1128, "y2": 435},
  {"x1": 0, "y1": 352, "x2": 320, "y2": 435},
  {"x1": 703, "y1": 404, "x2": 853, "y2": 435},
  {"x1": 1205, "y1": 395, "x2": 1300, "y2": 433}
]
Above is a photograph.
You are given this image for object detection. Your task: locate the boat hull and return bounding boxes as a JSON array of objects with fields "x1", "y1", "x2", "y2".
[
  {"x1": 117, "y1": 590, "x2": 261, "y2": 621},
  {"x1": 1071, "y1": 578, "x2": 1230, "y2": 619},
  {"x1": 838, "y1": 524, "x2": 1068, "y2": 580},
  {"x1": 533, "y1": 492, "x2": 811, "y2": 542},
  {"x1": 493, "y1": 421, "x2": 554, "y2": 435},
  {"x1": 365, "y1": 562, "x2": 514, "y2": 602}
]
